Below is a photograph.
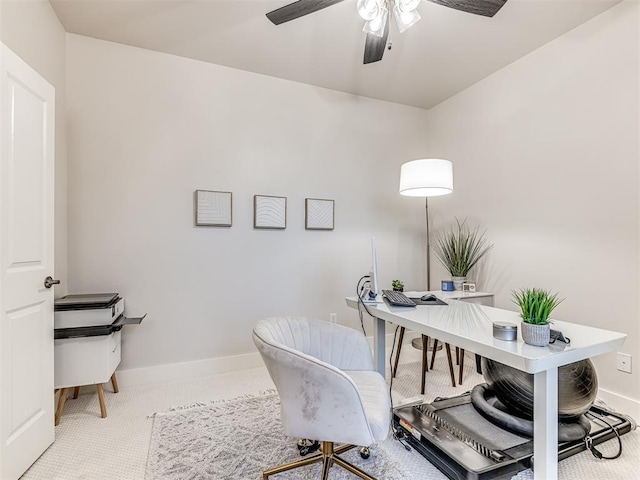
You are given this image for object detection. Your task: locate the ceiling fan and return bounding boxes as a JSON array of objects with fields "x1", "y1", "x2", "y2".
[{"x1": 266, "y1": 0, "x2": 508, "y2": 64}]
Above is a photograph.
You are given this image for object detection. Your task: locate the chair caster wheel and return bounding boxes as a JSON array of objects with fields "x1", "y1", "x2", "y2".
[
  {"x1": 297, "y1": 439, "x2": 320, "y2": 456},
  {"x1": 359, "y1": 447, "x2": 370, "y2": 459}
]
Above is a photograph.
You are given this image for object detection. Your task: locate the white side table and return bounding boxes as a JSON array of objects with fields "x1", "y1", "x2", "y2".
[
  {"x1": 53, "y1": 314, "x2": 144, "y2": 425},
  {"x1": 54, "y1": 331, "x2": 122, "y2": 425},
  {"x1": 426, "y1": 290, "x2": 494, "y2": 307}
]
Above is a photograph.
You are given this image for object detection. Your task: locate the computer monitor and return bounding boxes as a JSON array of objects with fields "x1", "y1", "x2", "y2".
[
  {"x1": 362, "y1": 237, "x2": 382, "y2": 304},
  {"x1": 370, "y1": 237, "x2": 379, "y2": 298}
]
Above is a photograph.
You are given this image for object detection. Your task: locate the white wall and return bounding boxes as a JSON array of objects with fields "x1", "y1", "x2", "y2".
[
  {"x1": 65, "y1": 2, "x2": 639, "y2": 413},
  {"x1": 66, "y1": 34, "x2": 431, "y2": 371},
  {"x1": 0, "y1": 0, "x2": 68, "y2": 295},
  {"x1": 424, "y1": 1, "x2": 639, "y2": 411}
]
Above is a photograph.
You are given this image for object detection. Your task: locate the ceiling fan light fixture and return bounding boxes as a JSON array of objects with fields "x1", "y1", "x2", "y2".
[
  {"x1": 357, "y1": 0, "x2": 382, "y2": 21},
  {"x1": 363, "y1": 6, "x2": 389, "y2": 38},
  {"x1": 266, "y1": 0, "x2": 508, "y2": 65},
  {"x1": 397, "y1": 0, "x2": 422, "y2": 12},
  {"x1": 393, "y1": 5, "x2": 421, "y2": 32}
]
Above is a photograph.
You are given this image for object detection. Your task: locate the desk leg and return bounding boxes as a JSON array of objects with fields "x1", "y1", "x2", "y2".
[
  {"x1": 373, "y1": 317, "x2": 386, "y2": 378},
  {"x1": 533, "y1": 368, "x2": 558, "y2": 480}
]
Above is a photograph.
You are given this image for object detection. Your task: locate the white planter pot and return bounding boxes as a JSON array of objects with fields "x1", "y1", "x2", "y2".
[
  {"x1": 452, "y1": 276, "x2": 466, "y2": 291},
  {"x1": 521, "y1": 322, "x2": 550, "y2": 347}
]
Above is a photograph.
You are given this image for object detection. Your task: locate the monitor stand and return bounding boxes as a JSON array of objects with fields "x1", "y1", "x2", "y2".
[{"x1": 360, "y1": 290, "x2": 383, "y2": 304}]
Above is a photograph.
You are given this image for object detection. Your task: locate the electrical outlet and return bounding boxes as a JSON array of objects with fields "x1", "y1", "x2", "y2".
[
  {"x1": 616, "y1": 352, "x2": 632, "y2": 373},
  {"x1": 329, "y1": 313, "x2": 337, "y2": 324}
]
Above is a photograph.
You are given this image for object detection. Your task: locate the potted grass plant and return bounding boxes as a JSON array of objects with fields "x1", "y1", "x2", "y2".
[
  {"x1": 512, "y1": 288, "x2": 564, "y2": 346},
  {"x1": 433, "y1": 218, "x2": 493, "y2": 290}
]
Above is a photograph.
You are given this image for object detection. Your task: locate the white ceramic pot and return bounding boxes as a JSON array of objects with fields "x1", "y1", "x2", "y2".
[
  {"x1": 521, "y1": 322, "x2": 550, "y2": 347},
  {"x1": 452, "y1": 276, "x2": 466, "y2": 291}
]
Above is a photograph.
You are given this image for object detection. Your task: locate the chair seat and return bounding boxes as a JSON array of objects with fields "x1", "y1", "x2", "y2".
[{"x1": 345, "y1": 370, "x2": 390, "y2": 443}]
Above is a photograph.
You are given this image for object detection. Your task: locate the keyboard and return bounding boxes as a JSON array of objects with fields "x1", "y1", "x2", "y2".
[{"x1": 382, "y1": 290, "x2": 416, "y2": 307}]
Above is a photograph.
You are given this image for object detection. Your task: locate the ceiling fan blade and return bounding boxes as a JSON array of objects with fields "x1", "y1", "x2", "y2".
[
  {"x1": 426, "y1": 0, "x2": 508, "y2": 18},
  {"x1": 266, "y1": 0, "x2": 346, "y2": 25},
  {"x1": 363, "y1": 18, "x2": 390, "y2": 65}
]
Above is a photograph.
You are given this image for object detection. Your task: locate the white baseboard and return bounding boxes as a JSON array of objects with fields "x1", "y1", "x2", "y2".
[
  {"x1": 114, "y1": 351, "x2": 264, "y2": 388},
  {"x1": 114, "y1": 337, "x2": 639, "y2": 424},
  {"x1": 597, "y1": 388, "x2": 640, "y2": 422},
  {"x1": 115, "y1": 332, "x2": 410, "y2": 388}
]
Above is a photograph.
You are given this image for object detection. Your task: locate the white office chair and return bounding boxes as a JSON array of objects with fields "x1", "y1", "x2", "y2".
[{"x1": 252, "y1": 316, "x2": 391, "y2": 480}]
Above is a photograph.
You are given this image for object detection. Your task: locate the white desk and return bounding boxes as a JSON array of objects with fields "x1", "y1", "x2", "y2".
[
  {"x1": 345, "y1": 296, "x2": 626, "y2": 480},
  {"x1": 409, "y1": 290, "x2": 495, "y2": 307},
  {"x1": 405, "y1": 291, "x2": 494, "y2": 376}
]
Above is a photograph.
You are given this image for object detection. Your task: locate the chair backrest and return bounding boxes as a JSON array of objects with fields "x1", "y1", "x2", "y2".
[
  {"x1": 254, "y1": 316, "x2": 374, "y2": 371},
  {"x1": 253, "y1": 316, "x2": 377, "y2": 446}
]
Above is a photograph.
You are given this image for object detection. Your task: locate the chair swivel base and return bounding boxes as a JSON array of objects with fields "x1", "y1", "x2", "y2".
[{"x1": 263, "y1": 441, "x2": 376, "y2": 480}]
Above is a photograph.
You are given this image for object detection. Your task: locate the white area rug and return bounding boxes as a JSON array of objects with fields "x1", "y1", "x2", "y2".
[
  {"x1": 145, "y1": 356, "x2": 639, "y2": 480},
  {"x1": 146, "y1": 392, "x2": 416, "y2": 480}
]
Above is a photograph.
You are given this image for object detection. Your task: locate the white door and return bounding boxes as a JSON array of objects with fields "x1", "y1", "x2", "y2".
[{"x1": 0, "y1": 43, "x2": 56, "y2": 479}]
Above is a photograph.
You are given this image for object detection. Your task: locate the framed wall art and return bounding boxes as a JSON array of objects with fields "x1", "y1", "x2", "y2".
[
  {"x1": 194, "y1": 190, "x2": 232, "y2": 227},
  {"x1": 254, "y1": 195, "x2": 287, "y2": 229},
  {"x1": 305, "y1": 198, "x2": 334, "y2": 230}
]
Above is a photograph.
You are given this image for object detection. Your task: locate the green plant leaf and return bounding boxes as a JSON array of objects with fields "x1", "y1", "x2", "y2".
[
  {"x1": 511, "y1": 288, "x2": 564, "y2": 325},
  {"x1": 434, "y1": 218, "x2": 493, "y2": 277}
]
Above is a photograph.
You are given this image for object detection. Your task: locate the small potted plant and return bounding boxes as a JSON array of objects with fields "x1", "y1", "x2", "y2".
[
  {"x1": 392, "y1": 280, "x2": 404, "y2": 292},
  {"x1": 434, "y1": 218, "x2": 493, "y2": 290},
  {"x1": 512, "y1": 288, "x2": 564, "y2": 346}
]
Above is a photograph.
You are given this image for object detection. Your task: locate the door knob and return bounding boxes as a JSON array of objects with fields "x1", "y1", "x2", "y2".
[{"x1": 44, "y1": 276, "x2": 60, "y2": 289}]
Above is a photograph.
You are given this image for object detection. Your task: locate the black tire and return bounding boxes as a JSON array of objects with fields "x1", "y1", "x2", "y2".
[{"x1": 298, "y1": 440, "x2": 320, "y2": 457}]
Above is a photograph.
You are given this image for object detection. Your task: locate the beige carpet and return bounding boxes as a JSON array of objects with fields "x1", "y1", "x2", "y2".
[
  {"x1": 145, "y1": 348, "x2": 639, "y2": 480},
  {"x1": 21, "y1": 343, "x2": 639, "y2": 480}
]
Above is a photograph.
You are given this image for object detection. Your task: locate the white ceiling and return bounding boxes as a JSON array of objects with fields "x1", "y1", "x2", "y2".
[{"x1": 50, "y1": 0, "x2": 622, "y2": 109}]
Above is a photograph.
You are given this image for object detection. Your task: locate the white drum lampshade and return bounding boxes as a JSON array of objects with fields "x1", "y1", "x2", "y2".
[
  {"x1": 399, "y1": 159, "x2": 453, "y2": 197},
  {"x1": 399, "y1": 158, "x2": 454, "y2": 292}
]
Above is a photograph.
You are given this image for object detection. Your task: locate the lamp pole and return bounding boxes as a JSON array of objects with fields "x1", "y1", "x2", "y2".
[
  {"x1": 426, "y1": 197, "x2": 431, "y2": 291},
  {"x1": 399, "y1": 158, "x2": 453, "y2": 360}
]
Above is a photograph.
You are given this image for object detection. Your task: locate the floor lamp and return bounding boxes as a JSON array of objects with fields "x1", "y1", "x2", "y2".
[
  {"x1": 396, "y1": 159, "x2": 455, "y2": 390},
  {"x1": 399, "y1": 158, "x2": 454, "y2": 290}
]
